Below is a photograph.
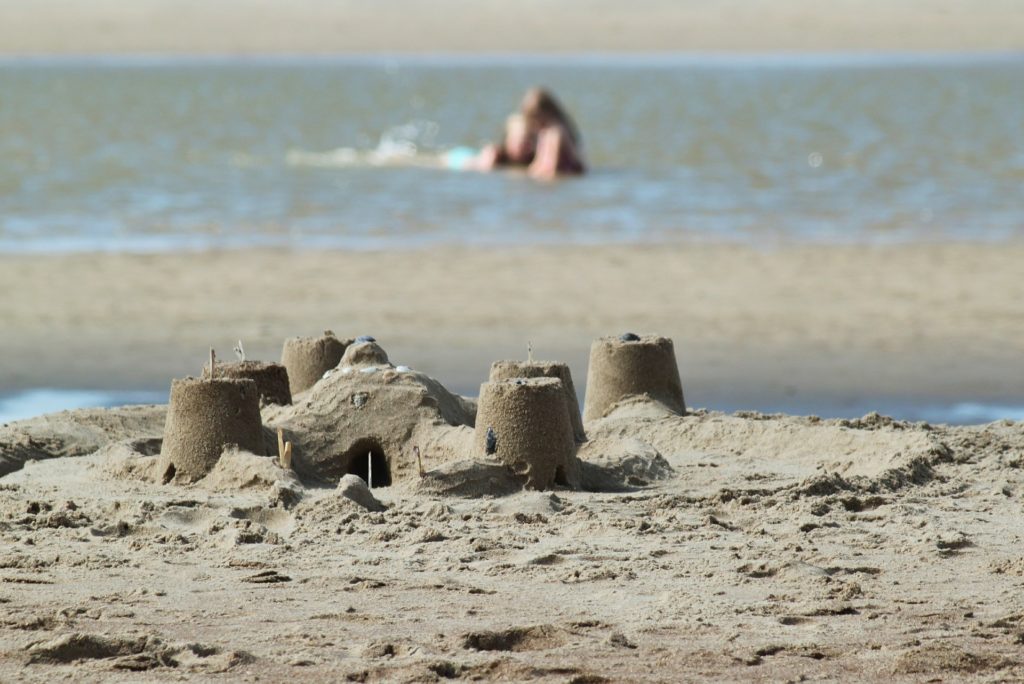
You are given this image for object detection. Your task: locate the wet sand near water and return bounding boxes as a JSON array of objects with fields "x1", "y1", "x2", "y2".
[{"x1": 1, "y1": 243, "x2": 1022, "y2": 413}]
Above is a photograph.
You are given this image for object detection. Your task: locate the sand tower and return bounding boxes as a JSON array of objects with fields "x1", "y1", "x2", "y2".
[
  {"x1": 474, "y1": 377, "x2": 578, "y2": 490},
  {"x1": 203, "y1": 360, "x2": 291, "y2": 406},
  {"x1": 583, "y1": 333, "x2": 686, "y2": 422},
  {"x1": 158, "y1": 374, "x2": 265, "y2": 483},
  {"x1": 489, "y1": 360, "x2": 586, "y2": 443},
  {"x1": 340, "y1": 337, "x2": 390, "y2": 367},
  {"x1": 280, "y1": 331, "x2": 349, "y2": 395}
]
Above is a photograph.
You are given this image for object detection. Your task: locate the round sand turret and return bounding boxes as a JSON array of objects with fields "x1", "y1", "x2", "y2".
[
  {"x1": 583, "y1": 333, "x2": 685, "y2": 421},
  {"x1": 158, "y1": 377, "x2": 265, "y2": 483},
  {"x1": 489, "y1": 360, "x2": 586, "y2": 443},
  {"x1": 340, "y1": 339, "x2": 390, "y2": 367},
  {"x1": 202, "y1": 360, "x2": 291, "y2": 406},
  {"x1": 281, "y1": 331, "x2": 349, "y2": 395},
  {"x1": 473, "y1": 377, "x2": 578, "y2": 490}
]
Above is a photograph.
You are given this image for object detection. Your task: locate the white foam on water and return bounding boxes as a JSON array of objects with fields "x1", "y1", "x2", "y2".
[{"x1": 285, "y1": 119, "x2": 444, "y2": 169}]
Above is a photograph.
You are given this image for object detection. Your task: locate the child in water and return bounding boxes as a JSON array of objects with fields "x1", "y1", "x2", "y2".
[{"x1": 448, "y1": 88, "x2": 585, "y2": 179}]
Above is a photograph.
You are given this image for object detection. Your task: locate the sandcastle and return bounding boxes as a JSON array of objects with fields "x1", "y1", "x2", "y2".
[
  {"x1": 267, "y1": 337, "x2": 475, "y2": 487},
  {"x1": 157, "y1": 369, "x2": 265, "y2": 484},
  {"x1": 202, "y1": 360, "x2": 291, "y2": 406},
  {"x1": 280, "y1": 330, "x2": 350, "y2": 395},
  {"x1": 473, "y1": 377, "x2": 580, "y2": 490},
  {"x1": 151, "y1": 334, "x2": 680, "y2": 493},
  {"x1": 339, "y1": 337, "x2": 390, "y2": 367},
  {"x1": 489, "y1": 360, "x2": 586, "y2": 443},
  {"x1": 583, "y1": 333, "x2": 686, "y2": 421}
]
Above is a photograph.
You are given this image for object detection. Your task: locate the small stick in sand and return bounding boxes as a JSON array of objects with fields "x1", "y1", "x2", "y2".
[
  {"x1": 234, "y1": 339, "x2": 246, "y2": 362},
  {"x1": 367, "y1": 451, "x2": 373, "y2": 488},
  {"x1": 208, "y1": 348, "x2": 216, "y2": 381},
  {"x1": 527, "y1": 340, "x2": 534, "y2": 364},
  {"x1": 414, "y1": 445, "x2": 424, "y2": 477},
  {"x1": 276, "y1": 428, "x2": 293, "y2": 469}
]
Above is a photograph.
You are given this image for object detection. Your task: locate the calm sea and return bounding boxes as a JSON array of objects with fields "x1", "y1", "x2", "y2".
[{"x1": 2, "y1": 53, "x2": 1022, "y2": 252}]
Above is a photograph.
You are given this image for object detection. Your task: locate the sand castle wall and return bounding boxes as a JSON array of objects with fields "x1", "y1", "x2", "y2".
[
  {"x1": 158, "y1": 377, "x2": 265, "y2": 483},
  {"x1": 203, "y1": 360, "x2": 291, "y2": 406},
  {"x1": 489, "y1": 360, "x2": 586, "y2": 443},
  {"x1": 583, "y1": 334, "x2": 685, "y2": 422},
  {"x1": 281, "y1": 332, "x2": 349, "y2": 395},
  {"x1": 474, "y1": 377, "x2": 579, "y2": 490}
]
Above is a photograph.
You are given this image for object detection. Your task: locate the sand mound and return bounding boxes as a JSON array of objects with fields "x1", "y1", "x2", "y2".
[
  {"x1": 406, "y1": 459, "x2": 522, "y2": 498},
  {"x1": 577, "y1": 436, "x2": 674, "y2": 491},
  {"x1": 267, "y1": 354, "x2": 475, "y2": 485},
  {"x1": 0, "y1": 405, "x2": 166, "y2": 478},
  {"x1": 25, "y1": 632, "x2": 252, "y2": 672},
  {"x1": 101, "y1": 440, "x2": 165, "y2": 482},
  {"x1": 336, "y1": 474, "x2": 387, "y2": 511},
  {"x1": 197, "y1": 446, "x2": 300, "y2": 492},
  {"x1": 588, "y1": 399, "x2": 949, "y2": 490},
  {"x1": 102, "y1": 440, "x2": 300, "y2": 495}
]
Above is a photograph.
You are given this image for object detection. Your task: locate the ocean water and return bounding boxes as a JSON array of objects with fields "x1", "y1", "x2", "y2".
[
  {"x1": 1, "y1": 53, "x2": 1022, "y2": 252},
  {"x1": 2, "y1": 54, "x2": 1022, "y2": 425}
]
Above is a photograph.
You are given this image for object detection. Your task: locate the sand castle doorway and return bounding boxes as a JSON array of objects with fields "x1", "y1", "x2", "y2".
[{"x1": 339, "y1": 437, "x2": 392, "y2": 487}]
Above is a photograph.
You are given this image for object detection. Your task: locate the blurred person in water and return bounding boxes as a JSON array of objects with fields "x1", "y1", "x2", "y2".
[{"x1": 452, "y1": 87, "x2": 585, "y2": 178}]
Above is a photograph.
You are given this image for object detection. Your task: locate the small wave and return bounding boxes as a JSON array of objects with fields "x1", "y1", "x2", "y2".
[{"x1": 286, "y1": 119, "x2": 447, "y2": 169}]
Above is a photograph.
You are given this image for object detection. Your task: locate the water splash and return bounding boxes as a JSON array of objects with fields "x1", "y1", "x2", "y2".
[{"x1": 285, "y1": 119, "x2": 444, "y2": 169}]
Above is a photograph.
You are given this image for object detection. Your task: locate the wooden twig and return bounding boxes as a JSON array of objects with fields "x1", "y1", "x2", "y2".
[
  {"x1": 277, "y1": 428, "x2": 285, "y2": 463},
  {"x1": 282, "y1": 442, "x2": 292, "y2": 470},
  {"x1": 234, "y1": 339, "x2": 246, "y2": 362},
  {"x1": 209, "y1": 348, "x2": 216, "y2": 381},
  {"x1": 414, "y1": 445, "x2": 424, "y2": 477},
  {"x1": 367, "y1": 451, "x2": 373, "y2": 488}
]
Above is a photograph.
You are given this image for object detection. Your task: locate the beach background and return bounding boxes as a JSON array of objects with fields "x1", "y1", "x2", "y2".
[
  {"x1": 1, "y1": 0, "x2": 1023, "y2": 424},
  {"x1": 7, "y1": 4, "x2": 1024, "y2": 682}
]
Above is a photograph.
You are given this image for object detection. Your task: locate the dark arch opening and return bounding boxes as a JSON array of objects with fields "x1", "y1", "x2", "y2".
[
  {"x1": 342, "y1": 437, "x2": 392, "y2": 487},
  {"x1": 554, "y1": 465, "x2": 569, "y2": 487},
  {"x1": 161, "y1": 463, "x2": 176, "y2": 485}
]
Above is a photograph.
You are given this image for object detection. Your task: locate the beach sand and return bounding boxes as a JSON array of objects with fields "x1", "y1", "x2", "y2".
[
  {"x1": 2, "y1": 243, "x2": 1023, "y2": 410},
  {"x1": 1, "y1": 0, "x2": 1023, "y2": 55},
  {"x1": 2, "y1": 241, "x2": 1024, "y2": 680},
  {"x1": 2, "y1": 380, "x2": 1024, "y2": 681}
]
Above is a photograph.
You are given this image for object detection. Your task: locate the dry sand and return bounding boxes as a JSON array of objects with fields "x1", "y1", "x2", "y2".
[
  {"x1": 2, "y1": 383, "x2": 1024, "y2": 681},
  {"x1": 1, "y1": 0, "x2": 1023, "y2": 55},
  {"x1": 2, "y1": 243, "x2": 1023, "y2": 411}
]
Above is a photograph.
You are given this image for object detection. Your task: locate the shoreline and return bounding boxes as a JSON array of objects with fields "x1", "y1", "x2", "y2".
[
  {"x1": 2, "y1": 388, "x2": 1023, "y2": 428},
  {"x1": 2, "y1": 242, "x2": 1022, "y2": 416},
  {"x1": 4, "y1": 51, "x2": 1023, "y2": 62}
]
